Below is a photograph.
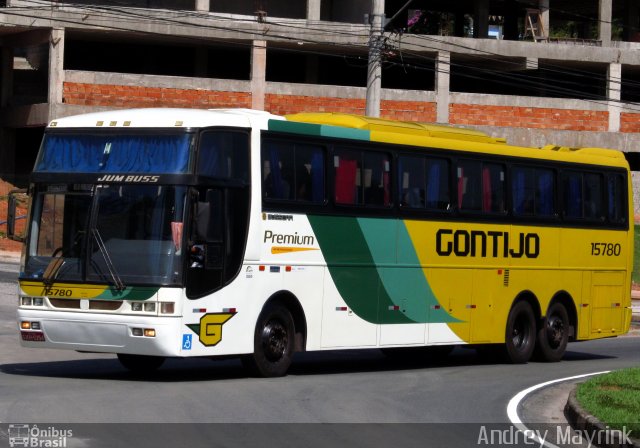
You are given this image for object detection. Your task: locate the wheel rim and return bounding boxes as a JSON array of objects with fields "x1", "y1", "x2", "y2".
[
  {"x1": 545, "y1": 314, "x2": 565, "y2": 349},
  {"x1": 261, "y1": 319, "x2": 288, "y2": 362},
  {"x1": 511, "y1": 313, "x2": 530, "y2": 349}
]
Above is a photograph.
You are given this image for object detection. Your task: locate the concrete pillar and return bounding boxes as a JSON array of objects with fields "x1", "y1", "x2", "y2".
[
  {"x1": 474, "y1": 0, "x2": 489, "y2": 38},
  {"x1": 195, "y1": 0, "x2": 210, "y2": 12},
  {"x1": 365, "y1": 0, "x2": 384, "y2": 117},
  {"x1": 1, "y1": 47, "x2": 13, "y2": 107},
  {"x1": 607, "y1": 62, "x2": 621, "y2": 132},
  {"x1": 539, "y1": 0, "x2": 549, "y2": 38},
  {"x1": 48, "y1": 28, "x2": 65, "y2": 108},
  {"x1": 436, "y1": 51, "x2": 450, "y2": 124},
  {"x1": 251, "y1": 40, "x2": 267, "y2": 111},
  {"x1": 598, "y1": 0, "x2": 612, "y2": 46},
  {"x1": 307, "y1": 0, "x2": 321, "y2": 21}
]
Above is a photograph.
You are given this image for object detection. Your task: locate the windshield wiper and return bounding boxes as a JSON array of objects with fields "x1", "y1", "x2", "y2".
[{"x1": 91, "y1": 228, "x2": 125, "y2": 291}]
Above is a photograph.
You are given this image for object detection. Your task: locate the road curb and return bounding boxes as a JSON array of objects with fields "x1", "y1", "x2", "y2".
[{"x1": 564, "y1": 387, "x2": 639, "y2": 448}]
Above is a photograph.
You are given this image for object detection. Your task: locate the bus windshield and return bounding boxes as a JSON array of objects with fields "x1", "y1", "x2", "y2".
[{"x1": 24, "y1": 185, "x2": 188, "y2": 286}]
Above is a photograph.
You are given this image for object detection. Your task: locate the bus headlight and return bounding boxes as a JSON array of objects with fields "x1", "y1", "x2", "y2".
[
  {"x1": 143, "y1": 302, "x2": 156, "y2": 313},
  {"x1": 20, "y1": 297, "x2": 45, "y2": 307},
  {"x1": 160, "y1": 302, "x2": 175, "y2": 314}
]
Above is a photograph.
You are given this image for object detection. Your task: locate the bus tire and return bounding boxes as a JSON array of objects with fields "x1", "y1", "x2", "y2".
[
  {"x1": 242, "y1": 304, "x2": 295, "y2": 377},
  {"x1": 504, "y1": 301, "x2": 536, "y2": 364},
  {"x1": 117, "y1": 354, "x2": 165, "y2": 372},
  {"x1": 534, "y1": 302, "x2": 569, "y2": 362}
]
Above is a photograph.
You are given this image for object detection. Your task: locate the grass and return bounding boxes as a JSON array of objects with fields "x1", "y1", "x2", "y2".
[{"x1": 576, "y1": 368, "x2": 640, "y2": 433}]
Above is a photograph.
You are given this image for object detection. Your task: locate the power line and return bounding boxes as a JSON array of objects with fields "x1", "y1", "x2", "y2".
[{"x1": 3, "y1": 0, "x2": 640, "y2": 113}]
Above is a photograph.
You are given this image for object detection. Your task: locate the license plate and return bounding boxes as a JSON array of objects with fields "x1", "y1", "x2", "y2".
[{"x1": 21, "y1": 331, "x2": 45, "y2": 342}]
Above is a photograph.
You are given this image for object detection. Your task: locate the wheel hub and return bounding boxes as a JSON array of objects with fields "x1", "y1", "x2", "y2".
[
  {"x1": 261, "y1": 319, "x2": 288, "y2": 362},
  {"x1": 546, "y1": 315, "x2": 564, "y2": 348}
]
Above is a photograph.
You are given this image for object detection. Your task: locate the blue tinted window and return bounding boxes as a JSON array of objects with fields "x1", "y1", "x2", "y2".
[{"x1": 36, "y1": 133, "x2": 193, "y2": 174}]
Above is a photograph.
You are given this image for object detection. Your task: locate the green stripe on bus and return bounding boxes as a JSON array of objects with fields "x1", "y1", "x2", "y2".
[
  {"x1": 319, "y1": 126, "x2": 370, "y2": 141},
  {"x1": 268, "y1": 120, "x2": 323, "y2": 136},
  {"x1": 268, "y1": 119, "x2": 371, "y2": 141},
  {"x1": 97, "y1": 286, "x2": 159, "y2": 300},
  {"x1": 308, "y1": 215, "x2": 457, "y2": 324},
  {"x1": 357, "y1": 218, "x2": 458, "y2": 324}
]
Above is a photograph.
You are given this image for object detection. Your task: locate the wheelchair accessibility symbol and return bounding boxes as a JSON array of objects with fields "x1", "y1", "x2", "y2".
[{"x1": 182, "y1": 334, "x2": 192, "y2": 350}]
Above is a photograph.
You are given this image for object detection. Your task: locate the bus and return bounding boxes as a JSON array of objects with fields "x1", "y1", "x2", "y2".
[{"x1": 7, "y1": 108, "x2": 633, "y2": 377}]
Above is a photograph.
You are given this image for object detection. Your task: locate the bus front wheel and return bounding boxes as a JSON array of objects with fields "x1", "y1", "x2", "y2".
[
  {"x1": 242, "y1": 304, "x2": 295, "y2": 377},
  {"x1": 534, "y1": 302, "x2": 569, "y2": 362},
  {"x1": 504, "y1": 301, "x2": 536, "y2": 363},
  {"x1": 117, "y1": 354, "x2": 165, "y2": 372}
]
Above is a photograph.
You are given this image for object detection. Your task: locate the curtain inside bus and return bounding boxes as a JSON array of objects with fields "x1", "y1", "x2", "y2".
[{"x1": 35, "y1": 134, "x2": 192, "y2": 173}]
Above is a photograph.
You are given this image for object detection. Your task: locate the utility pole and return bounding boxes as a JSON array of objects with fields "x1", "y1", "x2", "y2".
[{"x1": 365, "y1": 0, "x2": 384, "y2": 117}]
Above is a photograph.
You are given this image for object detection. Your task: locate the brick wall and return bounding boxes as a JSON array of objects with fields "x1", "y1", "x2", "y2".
[
  {"x1": 266, "y1": 94, "x2": 437, "y2": 121},
  {"x1": 63, "y1": 83, "x2": 252, "y2": 108},
  {"x1": 266, "y1": 94, "x2": 366, "y2": 116},
  {"x1": 64, "y1": 82, "x2": 628, "y2": 134},
  {"x1": 621, "y1": 113, "x2": 640, "y2": 133},
  {"x1": 450, "y1": 104, "x2": 609, "y2": 131}
]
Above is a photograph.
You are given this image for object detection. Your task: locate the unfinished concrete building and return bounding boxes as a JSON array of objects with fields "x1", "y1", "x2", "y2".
[{"x1": 1, "y1": 0, "x2": 640, "y2": 204}]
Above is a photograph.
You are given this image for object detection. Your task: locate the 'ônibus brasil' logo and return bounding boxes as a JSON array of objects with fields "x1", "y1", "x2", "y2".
[{"x1": 186, "y1": 313, "x2": 235, "y2": 347}]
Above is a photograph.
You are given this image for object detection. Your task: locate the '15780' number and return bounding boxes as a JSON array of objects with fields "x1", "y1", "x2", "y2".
[{"x1": 590, "y1": 242, "x2": 621, "y2": 256}]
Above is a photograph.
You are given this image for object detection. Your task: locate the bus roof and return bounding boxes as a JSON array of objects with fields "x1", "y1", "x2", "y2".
[
  {"x1": 48, "y1": 108, "x2": 283, "y2": 130},
  {"x1": 282, "y1": 112, "x2": 628, "y2": 169},
  {"x1": 285, "y1": 112, "x2": 507, "y2": 144}
]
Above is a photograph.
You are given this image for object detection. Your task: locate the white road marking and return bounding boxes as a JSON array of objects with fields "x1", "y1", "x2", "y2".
[{"x1": 506, "y1": 371, "x2": 610, "y2": 448}]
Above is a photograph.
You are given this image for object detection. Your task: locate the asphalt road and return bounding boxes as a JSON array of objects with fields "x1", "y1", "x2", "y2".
[{"x1": 0, "y1": 259, "x2": 638, "y2": 448}]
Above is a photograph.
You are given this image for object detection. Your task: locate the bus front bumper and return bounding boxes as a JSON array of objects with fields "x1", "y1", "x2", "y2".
[{"x1": 17, "y1": 309, "x2": 184, "y2": 357}]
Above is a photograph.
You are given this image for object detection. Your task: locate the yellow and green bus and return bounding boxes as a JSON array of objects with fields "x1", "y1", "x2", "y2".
[{"x1": 9, "y1": 108, "x2": 633, "y2": 377}]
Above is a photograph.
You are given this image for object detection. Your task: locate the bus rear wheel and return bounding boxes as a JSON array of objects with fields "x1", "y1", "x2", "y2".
[
  {"x1": 242, "y1": 304, "x2": 295, "y2": 377},
  {"x1": 534, "y1": 302, "x2": 569, "y2": 362},
  {"x1": 117, "y1": 354, "x2": 165, "y2": 372},
  {"x1": 504, "y1": 301, "x2": 536, "y2": 364}
]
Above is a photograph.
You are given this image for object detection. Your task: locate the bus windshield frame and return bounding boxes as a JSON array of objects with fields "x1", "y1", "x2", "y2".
[{"x1": 23, "y1": 184, "x2": 189, "y2": 287}]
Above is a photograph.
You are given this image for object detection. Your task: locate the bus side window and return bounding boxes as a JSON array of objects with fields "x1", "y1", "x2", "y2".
[
  {"x1": 482, "y1": 163, "x2": 505, "y2": 213},
  {"x1": 294, "y1": 144, "x2": 325, "y2": 203},
  {"x1": 584, "y1": 173, "x2": 604, "y2": 220},
  {"x1": 563, "y1": 172, "x2": 583, "y2": 219},
  {"x1": 399, "y1": 155, "x2": 426, "y2": 208},
  {"x1": 334, "y1": 150, "x2": 359, "y2": 205},
  {"x1": 535, "y1": 169, "x2": 555, "y2": 217},
  {"x1": 425, "y1": 158, "x2": 450, "y2": 211},
  {"x1": 457, "y1": 160, "x2": 482, "y2": 211},
  {"x1": 262, "y1": 141, "x2": 293, "y2": 200},
  {"x1": 512, "y1": 167, "x2": 535, "y2": 215},
  {"x1": 608, "y1": 174, "x2": 626, "y2": 224},
  {"x1": 262, "y1": 140, "x2": 325, "y2": 203},
  {"x1": 363, "y1": 152, "x2": 391, "y2": 207},
  {"x1": 198, "y1": 132, "x2": 249, "y2": 181}
]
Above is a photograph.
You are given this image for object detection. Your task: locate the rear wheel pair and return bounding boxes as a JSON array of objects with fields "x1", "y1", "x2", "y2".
[{"x1": 503, "y1": 301, "x2": 569, "y2": 363}]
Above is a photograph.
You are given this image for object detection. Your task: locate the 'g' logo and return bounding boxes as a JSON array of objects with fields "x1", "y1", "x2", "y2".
[{"x1": 186, "y1": 313, "x2": 235, "y2": 347}]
